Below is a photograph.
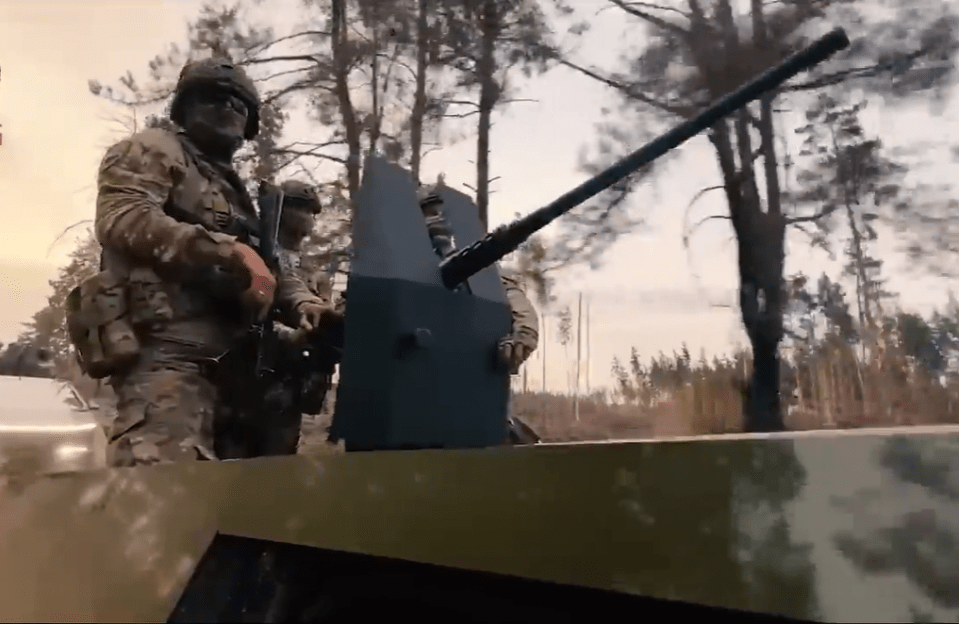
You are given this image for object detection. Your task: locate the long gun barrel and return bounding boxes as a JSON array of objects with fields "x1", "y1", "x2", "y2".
[{"x1": 439, "y1": 27, "x2": 850, "y2": 290}]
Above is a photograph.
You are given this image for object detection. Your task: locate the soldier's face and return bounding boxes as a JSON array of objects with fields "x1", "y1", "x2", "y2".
[
  {"x1": 279, "y1": 209, "x2": 316, "y2": 247},
  {"x1": 182, "y1": 88, "x2": 248, "y2": 155}
]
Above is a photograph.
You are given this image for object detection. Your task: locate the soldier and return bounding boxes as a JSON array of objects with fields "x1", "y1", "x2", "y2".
[
  {"x1": 274, "y1": 179, "x2": 341, "y2": 300},
  {"x1": 91, "y1": 57, "x2": 335, "y2": 466},
  {"x1": 255, "y1": 179, "x2": 343, "y2": 455},
  {"x1": 276, "y1": 180, "x2": 321, "y2": 271},
  {"x1": 416, "y1": 186, "x2": 541, "y2": 444}
]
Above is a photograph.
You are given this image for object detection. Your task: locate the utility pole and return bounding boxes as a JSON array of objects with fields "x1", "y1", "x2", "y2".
[
  {"x1": 541, "y1": 312, "x2": 547, "y2": 393},
  {"x1": 574, "y1": 292, "x2": 582, "y2": 421},
  {"x1": 585, "y1": 296, "x2": 591, "y2": 395}
]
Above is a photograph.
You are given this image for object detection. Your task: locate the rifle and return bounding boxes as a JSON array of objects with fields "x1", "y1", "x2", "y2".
[
  {"x1": 253, "y1": 181, "x2": 285, "y2": 380},
  {"x1": 203, "y1": 183, "x2": 289, "y2": 458},
  {"x1": 256, "y1": 181, "x2": 347, "y2": 411},
  {"x1": 214, "y1": 184, "x2": 345, "y2": 457}
]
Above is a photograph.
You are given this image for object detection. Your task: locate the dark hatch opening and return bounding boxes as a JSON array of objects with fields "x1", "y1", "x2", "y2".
[{"x1": 168, "y1": 533, "x2": 808, "y2": 623}]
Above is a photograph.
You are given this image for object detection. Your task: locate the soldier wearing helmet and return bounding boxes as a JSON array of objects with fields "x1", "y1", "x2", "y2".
[
  {"x1": 274, "y1": 179, "x2": 342, "y2": 302},
  {"x1": 276, "y1": 180, "x2": 322, "y2": 259},
  {"x1": 87, "y1": 57, "x2": 336, "y2": 466},
  {"x1": 416, "y1": 184, "x2": 541, "y2": 445},
  {"x1": 243, "y1": 178, "x2": 345, "y2": 456}
]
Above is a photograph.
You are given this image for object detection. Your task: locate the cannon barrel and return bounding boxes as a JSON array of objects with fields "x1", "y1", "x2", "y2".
[{"x1": 439, "y1": 27, "x2": 850, "y2": 290}]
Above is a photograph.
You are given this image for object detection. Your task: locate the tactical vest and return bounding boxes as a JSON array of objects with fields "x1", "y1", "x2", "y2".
[{"x1": 68, "y1": 132, "x2": 260, "y2": 378}]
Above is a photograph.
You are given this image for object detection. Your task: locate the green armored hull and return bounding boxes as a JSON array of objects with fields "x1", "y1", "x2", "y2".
[{"x1": 1, "y1": 426, "x2": 957, "y2": 622}]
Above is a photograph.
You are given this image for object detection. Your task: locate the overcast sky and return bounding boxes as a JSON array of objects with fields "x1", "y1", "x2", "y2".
[{"x1": 2, "y1": 0, "x2": 958, "y2": 392}]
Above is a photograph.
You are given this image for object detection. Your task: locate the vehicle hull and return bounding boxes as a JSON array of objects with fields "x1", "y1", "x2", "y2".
[{"x1": 0, "y1": 426, "x2": 957, "y2": 622}]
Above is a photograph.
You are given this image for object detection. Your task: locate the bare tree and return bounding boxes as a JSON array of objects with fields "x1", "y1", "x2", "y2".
[{"x1": 552, "y1": 0, "x2": 959, "y2": 431}]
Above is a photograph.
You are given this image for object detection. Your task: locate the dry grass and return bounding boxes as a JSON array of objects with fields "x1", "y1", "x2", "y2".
[
  {"x1": 53, "y1": 338, "x2": 959, "y2": 452},
  {"x1": 516, "y1": 349, "x2": 959, "y2": 441}
]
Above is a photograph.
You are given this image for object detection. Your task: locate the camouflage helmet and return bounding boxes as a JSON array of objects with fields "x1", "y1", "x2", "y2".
[
  {"x1": 169, "y1": 57, "x2": 260, "y2": 140},
  {"x1": 279, "y1": 180, "x2": 322, "y2": 215}
]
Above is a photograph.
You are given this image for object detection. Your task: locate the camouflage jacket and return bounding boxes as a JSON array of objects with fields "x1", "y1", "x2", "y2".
[
  {"x1": 95, "y1": 127, "x2": 318, "y2": 356},
  {"x1": 500, "y1": 270, "x2": 539, "y2": 350}
]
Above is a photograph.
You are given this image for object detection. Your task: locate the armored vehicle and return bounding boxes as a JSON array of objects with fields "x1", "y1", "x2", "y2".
[{"x1": 6, "y1": 28, "x2": 956, "y2": 623}]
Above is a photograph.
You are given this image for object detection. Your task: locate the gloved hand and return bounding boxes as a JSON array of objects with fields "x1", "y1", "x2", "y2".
[
  {"x1": 186, "y1": 234, "x2": 276, "y2": 319},
  {"x1": 296, "y1": 299, "x2": 343, "y2": 332},
  {"x1": 497, "y1": 329, "x2": 536, "y2": 374},
  {"x1": 227, "y1": 242, "x2": 276, "y2": 321}
]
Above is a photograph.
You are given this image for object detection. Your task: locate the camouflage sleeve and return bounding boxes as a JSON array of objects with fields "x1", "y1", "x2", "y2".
[
  {"x1": 95, "y1": 128, "x2": 236, "y2": 274},
  {"x1": 305, "y1": 270, "x2": 334, "y2": 301},
  {"x1": 501, "y1": 271, "x2": 539, "y2": 350},
  {"x1": 274, "y1": 250, "x2": 327, "y2": 325},
  {"x1": 277, "y1": 271, "x2": 326, "y2": 319}
]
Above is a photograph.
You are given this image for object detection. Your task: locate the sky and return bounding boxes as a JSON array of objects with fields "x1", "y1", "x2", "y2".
[{"x1": 1, "y1": 0, "x2": 958, "y2": 393}]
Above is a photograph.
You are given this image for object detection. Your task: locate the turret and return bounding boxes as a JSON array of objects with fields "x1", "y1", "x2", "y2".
[{"x1": 330, "y1": 29, "x2": 849, "y2": 452}]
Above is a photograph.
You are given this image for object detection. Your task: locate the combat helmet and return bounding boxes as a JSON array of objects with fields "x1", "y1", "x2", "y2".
[
  {"x1": 280, "y1": 180, "x2": 322, "y2": 215},
  {"x1": 169, "y1": 57, "x2": 260, "y2": 140},
  {"x1": 277, "y1": 180, "x2": 321, "y2": 243}
]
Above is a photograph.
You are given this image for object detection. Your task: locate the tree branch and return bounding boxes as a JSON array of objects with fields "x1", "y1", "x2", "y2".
[
  {"x1": 273, "y1": 148, "x2": 347, "y2": 169},
  {"x1": 681, "y1": 185, "x2": 724, "y2": 238},
  {"x1": 557, "y1": 58, "x2": 690, "y2": 117},
  {"x1": 782, "y1": 48, "x2": 932, "y2": 94},
  {"x1": 441, "y1": 110, "x2": 482, "y2": 119},
  {"x1": 788, "y1": 221, "x2": 816, "y2": 238},
  {"x1": 248, "y1": 30, "x2": 330, "y2": 56},
  {"x1": 601, "y1": 1, "x2": 692, "y2": 20},
  {"x1": 243, "y1": 54, "x2": 323, "y2": 67},
  {"x1": 607, "y1": 0, "x2": 691, "y2": 38},
  {"x1": 786, "y1": 203, "x2": 840, "y2": 224},
  {"x1": 684, "y1": 214, "x2": 731, "y2": 247},
  {"x1": 263, "y1": 78, "x2": 333, "y2": 105},
  {"x1": 256, "y1": 66, "x2": 315, "y2": 84},
  {"x1": 441, "y1": 98, "x2": 480, "y2": 108}
]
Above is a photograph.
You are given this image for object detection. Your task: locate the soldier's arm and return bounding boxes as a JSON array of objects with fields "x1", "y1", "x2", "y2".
[
  {"x1": 273, "y1": 251, "x2": 329, "y2": 325},
  {"x1": 95, "y1": 129, "x2": 235, "y2": 276},
  {"x1": 501, "y1": 271, "x2": 539, "y2": 350},
  {"x1": 275, "y1": 269, "x2": 329, "y2": 327}
]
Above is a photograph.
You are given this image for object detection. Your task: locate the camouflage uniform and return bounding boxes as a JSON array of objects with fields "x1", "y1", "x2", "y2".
[
  {"x1": 94, "y1": 59, "x2": 319, "y2": 466},
  {"x1": 255, "y1": 180, "x2": 341, "y2": 455},
  {"x1": 416, "y1": 186, "x2": 540, "y2": 444},
  {"x1": 498, "y1": 271, "x2": 540, "y2": 368},
  {"x1": 417, "y1": 186, "x2": 539, "y2": 363}
]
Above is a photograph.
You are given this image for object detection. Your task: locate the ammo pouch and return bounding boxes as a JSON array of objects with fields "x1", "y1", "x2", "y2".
[{"x1": 65, "y1": 271, "x2": 141, "y2": 379}]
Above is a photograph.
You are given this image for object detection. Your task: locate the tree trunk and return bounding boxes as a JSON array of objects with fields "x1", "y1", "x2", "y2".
[
  {"x1": 728, "y1": 0, "x2": 788, "y2": 433},
  {"x1": 708, "y1": 117, "x2": 786, "y2": 433},
  {"x1": 368, "y1": 23, "x2": 381, "y2": 158},
  {"x1": 475, "y1": 0, "x2": 498, "y2": 232},
  {"x1": 331, "y1": 0, "x2": 362, "y2": 201},
  {"x1": 410, "y1": 0, "x2": 430, "y2": 182}
]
